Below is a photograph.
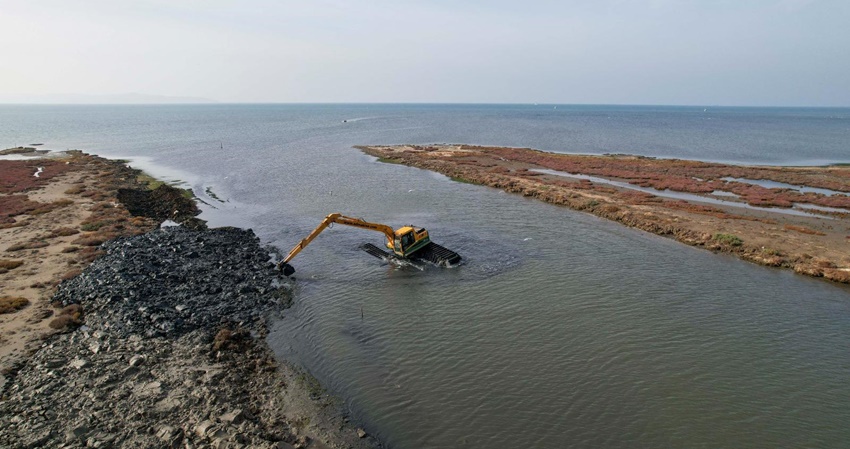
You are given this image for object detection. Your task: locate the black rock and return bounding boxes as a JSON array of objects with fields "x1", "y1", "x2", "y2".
[{"x1": 52, "y1": 226, "x2": 287, "y2": 339}]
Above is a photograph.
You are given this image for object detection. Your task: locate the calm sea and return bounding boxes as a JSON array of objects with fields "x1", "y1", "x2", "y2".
[{"x1": 2, "y1": 104, "x2": 850, "y2": 448}]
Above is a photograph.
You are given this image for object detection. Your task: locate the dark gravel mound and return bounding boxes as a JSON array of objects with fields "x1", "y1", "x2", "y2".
[
  {"x1": 117, "y1": 185, "x2": 206, "y2": 229},
  {"x1": 0, "y1": 225, "x2": 379, "y2": 449},
  {"x1": 53, "y1": 226, "x2": 288, "y2": 338}
]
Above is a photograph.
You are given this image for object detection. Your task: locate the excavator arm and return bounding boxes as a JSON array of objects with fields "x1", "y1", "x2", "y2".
[
  {"x1": 278, "y1": 213, "x2": 397, "y2": 275},
  {"x1": 278, "y1": 212, "x2": 460, "y2": 276}
]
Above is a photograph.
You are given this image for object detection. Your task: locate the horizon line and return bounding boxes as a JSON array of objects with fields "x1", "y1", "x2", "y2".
[{"x1": 1, "y1": 101, "x2": 848, "y2": 109}]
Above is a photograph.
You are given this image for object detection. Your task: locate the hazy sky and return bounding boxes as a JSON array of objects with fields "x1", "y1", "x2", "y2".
[{"x1": 1, "y1": 0, "x2": 848, "y2": 105}]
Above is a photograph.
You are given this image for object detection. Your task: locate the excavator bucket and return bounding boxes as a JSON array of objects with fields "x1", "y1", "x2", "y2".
[{"x1": 280, "y1": 262, "x2": 295, "y2": 276}]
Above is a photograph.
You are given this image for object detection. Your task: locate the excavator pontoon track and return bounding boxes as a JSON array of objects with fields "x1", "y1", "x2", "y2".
[
  {"x1": 359, "y1": 243, "x2": 392, "y2": 259},
  {"x1": 360, "y1": 242, "x2": 462, "y2": 267}
]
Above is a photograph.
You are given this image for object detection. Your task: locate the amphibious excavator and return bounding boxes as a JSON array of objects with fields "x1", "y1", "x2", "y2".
[{"x1": 277, "y1": 213, "x2": 462, "y2": 276}]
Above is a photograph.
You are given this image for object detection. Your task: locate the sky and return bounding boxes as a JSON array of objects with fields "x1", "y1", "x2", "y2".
[{"x1": 0, "y1": 0, "x2": 848, "y2": 106}]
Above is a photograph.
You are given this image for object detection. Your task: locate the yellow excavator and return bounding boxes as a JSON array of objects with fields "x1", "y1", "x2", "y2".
[{"x1": 278, "y1": 213, "x2": 462, "y2": 276}]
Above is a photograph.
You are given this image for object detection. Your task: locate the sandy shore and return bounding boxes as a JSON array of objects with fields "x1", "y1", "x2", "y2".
[
  {"x1": 1, "y1": 151, "x2": 161, "y2": 378},
  {"x1": 0, "y1": 150, "x2": 379, "y2": 448},
  {"x1": 360, "y1": 144, "x2": 850, "y2": 286}
]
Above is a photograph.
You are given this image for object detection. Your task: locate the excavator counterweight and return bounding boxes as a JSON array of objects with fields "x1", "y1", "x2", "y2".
[{"x1": 278, "y1": 213, "x2": 462, "y2": 275}]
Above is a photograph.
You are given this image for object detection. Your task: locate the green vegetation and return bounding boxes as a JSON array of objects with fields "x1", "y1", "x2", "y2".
[
  {"x1": 714, "y1": 233, "x2": 743, "y2": 246},
  {"x1": 80, "y1": 221, "x2": 108, "y2": 232},
  {"x1": 137, "y1": 173, "x2": 194, "y2": 199},
  {"x1": 0, "y1": 147, "x2": 36, "y2": 155},
  {"x1": 137, "y1": 172, "x2": 166, "y2": 190}
]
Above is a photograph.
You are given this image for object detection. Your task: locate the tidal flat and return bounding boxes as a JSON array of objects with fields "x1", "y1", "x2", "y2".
[{"x1": 360, "y1": 144, "x2": 850, "y2": 286}]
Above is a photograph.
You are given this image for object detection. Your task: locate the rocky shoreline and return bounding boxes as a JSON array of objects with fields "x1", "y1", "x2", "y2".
[{"x1": 0, "y1": 151, "x2": 380, "y2": 449}]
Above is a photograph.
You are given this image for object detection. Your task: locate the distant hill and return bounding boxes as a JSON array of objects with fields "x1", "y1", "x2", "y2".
[{"x1": 0, "y1": 92, "x2": 217, "y2": 104}]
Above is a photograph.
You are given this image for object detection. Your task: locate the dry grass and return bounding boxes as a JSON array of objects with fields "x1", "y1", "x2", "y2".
[
  {"x1": 0, "y1": 296, "x2": 30, "y2": 314},
  {"x1": 5, "y1": 243, "x2": 26, "y2": 252},
  {"x1": 0, "y1": 220, "x2": 28, "y2": 230},
  {"x1": 48, "y1": 315, "x2": 77, "y2": 330},
  {"x1": 51, "y1": 227, "x2": 80, "y2": 237},
  {"x1": 6, "y1": 240, "x2": 50, "y2": 252},
  {"x1": 60, "y1": 268, "x2": 83, "y2": 282},
  {"x1": 77, "y1": 247, "x2": 105, "y2": 264},
  {"x1": 824, "y1": 269, "x2": 850, "y2": 283},
  {"x1": 29, "y1": 199, "x2": 75, "y2": 215},
  {"x1": 71, "y1": 235, "x2": 108, "y2": 247},
  {"x1": 0, "y1": 259, "x2": 24, "y2": 270},
  {"x1": 784, "y1": 224, "x2": 827, "y2": 236},
  {"x1": 213, "y1": 328, "x2": 233, "y2": 350},
  {"x1": 48, "y1": 304, "x2": 83, "y2": 330},
  {"x1": 1, "y1": 195, "x2": 75, "y2": 219},
  {"x1": 213, "y1": 326, "x2": 251, "y2": 351},
  {"x1": 815, "y1": 259, "x2": 836, "y2": 269}
]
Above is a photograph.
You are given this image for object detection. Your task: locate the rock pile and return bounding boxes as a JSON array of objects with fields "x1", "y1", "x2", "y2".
[
  {"x1": 52, "y1": 226, "x2": 288, "y2": 338},
  {"x1": 0, "y1": 326, "x2": 297, "y2": 448},
  {"x1": 117, "y1": 186, "x2": 206, "y2": 230},
  {"x1": 0, "y1": 226, "x2": 378, "y2": 449}
]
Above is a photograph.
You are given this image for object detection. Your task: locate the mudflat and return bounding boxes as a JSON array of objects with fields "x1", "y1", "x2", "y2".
[{"x1": 360, "y1": 144, "x2": 850, "y2": 286}]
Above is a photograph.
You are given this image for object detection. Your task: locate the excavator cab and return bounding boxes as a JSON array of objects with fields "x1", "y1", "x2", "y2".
[{"x1": 391, "y1": 226, "x2": 431, "y2": 257}]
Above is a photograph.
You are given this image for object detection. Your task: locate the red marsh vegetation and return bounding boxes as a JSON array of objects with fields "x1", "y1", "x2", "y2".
[{"x1": 360, "y1": 144, "x2": 850, "y2": 286}]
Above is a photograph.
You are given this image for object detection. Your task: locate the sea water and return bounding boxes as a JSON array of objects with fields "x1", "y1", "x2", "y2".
[{"x1": 2, "y1": 104, "x2": 850, "y2": 448}]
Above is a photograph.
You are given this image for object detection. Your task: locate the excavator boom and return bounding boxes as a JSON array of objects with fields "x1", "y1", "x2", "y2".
[
  {"x1": 280, "y1": 213, "x2": 394, "y2": 267},
  {"x1": 278, "y1": 212, "x2": 461, "y2": 276}
]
